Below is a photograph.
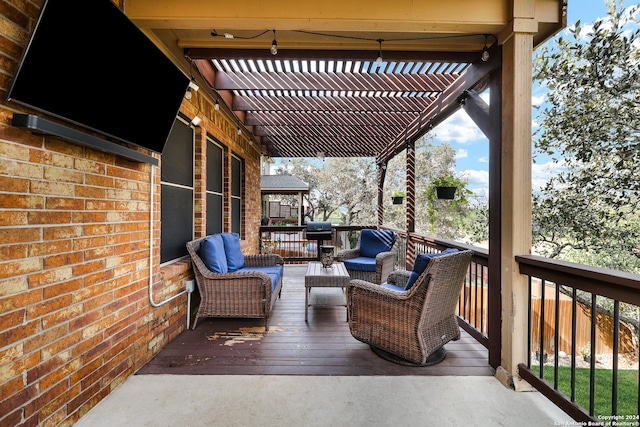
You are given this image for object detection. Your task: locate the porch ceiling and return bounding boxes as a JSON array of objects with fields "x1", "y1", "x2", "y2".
[{"x1": 126, "y1": 0, "x2": 567, "y2": 159}]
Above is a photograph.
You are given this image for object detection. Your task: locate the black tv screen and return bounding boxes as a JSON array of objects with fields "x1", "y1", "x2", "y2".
[{"x1": 6, "y1": 0, "x2": 189, "y2": 154}]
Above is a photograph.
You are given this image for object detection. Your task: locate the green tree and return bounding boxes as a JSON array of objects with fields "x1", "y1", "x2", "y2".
[
  {"x1": 271, "y1": 158, "x2": 319, "y2": 219},
  {"x1": 274, "y1": 157, "x2": 377, "y2": 225},
  {"x1": 272, "y1": 135, "x2": 475, "y2": 236},
  {"x1": 532, "y1": 0, "x2": 640, "y2": 272}
]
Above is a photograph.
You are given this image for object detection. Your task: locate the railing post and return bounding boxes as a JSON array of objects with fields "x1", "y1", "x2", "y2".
[{"x1": 405, "y1": 139, "x2": 416, "y2": 270}]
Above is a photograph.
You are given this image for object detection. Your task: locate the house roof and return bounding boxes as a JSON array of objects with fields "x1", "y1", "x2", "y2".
[{"x1": 261, "y1": 174, "x2": 310, "y2": 193}]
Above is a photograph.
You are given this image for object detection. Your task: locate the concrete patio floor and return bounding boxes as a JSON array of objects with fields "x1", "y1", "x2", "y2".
[{"x1": 75, "y1": 374, "x2": 573, "y2": 426}]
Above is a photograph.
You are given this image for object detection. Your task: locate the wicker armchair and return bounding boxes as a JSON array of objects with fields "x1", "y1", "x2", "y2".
[
  {"x1": 336, "y1": 229, "x2": 398, "y2": 284},
  {"x1": 186, "y1": 237, "x2": 284, "y2": 331},
  {"x1": 347, "y1": 250, "x2": 472, "y2": 366}
]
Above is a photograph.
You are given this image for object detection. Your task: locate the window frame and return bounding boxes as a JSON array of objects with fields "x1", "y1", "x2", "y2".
[
  {"x1": 205, "y1": 135, "x2": 224, "y2": 235},
  {"x1": 159, "y1": 116, "x2": 195, "y2": 265},
  {"x1": 230, "y1": 153, "x2": 243, "y2": 237}
]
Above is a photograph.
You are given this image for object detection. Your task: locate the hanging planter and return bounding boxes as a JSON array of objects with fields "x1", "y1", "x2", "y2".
[
  {"x1": 431, "y1": 175, "x2": 460, "y2": 200},
  {"x1": 425, "y1": 174, "x2": 471, "y2": 230},
  {"x1": 391, "y1": 192, "x2": 405, "y2": 205},
  {"x1": 435, "y1": 186, "x2": 457, "y2": 200}
]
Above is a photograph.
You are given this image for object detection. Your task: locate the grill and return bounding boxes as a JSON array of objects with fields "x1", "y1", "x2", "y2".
[
  {"x1": 306, "y1": 221, "x2": 333, "y2": 241},
  {"x1": 306, "y1": 222, "x2": 333, "y2": 259}
]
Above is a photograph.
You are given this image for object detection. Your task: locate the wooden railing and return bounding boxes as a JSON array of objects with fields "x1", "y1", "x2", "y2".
[
  {"x1": 517, "y1": 255, "x2": 640, "y2": 422},
  {"x1": 259, "y1": 225, "x2": 373, "y2": 263},
  {"x1": 261, "y1": 225, "x2": 640, "y2": 422}
]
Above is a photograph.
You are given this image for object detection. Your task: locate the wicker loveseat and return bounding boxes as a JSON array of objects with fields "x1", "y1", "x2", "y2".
[
  {"x1": 336, "y1": 229, "x2": 398, "y2": 284},
  {"x1": 347, "y1": 249, "x2": 472, "y2": 366},
  {"x1": 186, "y1": 233, "x2": 284, "y2": 331}
]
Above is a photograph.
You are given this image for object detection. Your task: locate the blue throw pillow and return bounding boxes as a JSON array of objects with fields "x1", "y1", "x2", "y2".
[
  {"x1": 220, "y1": 233, "x2": 245, "y2": 272},
  {"x1": 359, "y1": 229, "x2": 395, "y2": 258},
  {"x1": 404, "y1": 271, "x2": 421, "y2": 290},
  {"x1": 404, "y1": 248, "x2": 459, "y2": 290},
  {"x1": 200, "y1": 234, "x2": 228, "y2": 273}
]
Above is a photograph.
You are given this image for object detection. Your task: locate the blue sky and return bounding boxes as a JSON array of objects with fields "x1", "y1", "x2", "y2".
[{"x1": 442, "y1": 0, "x2": 615, "y2": 199}]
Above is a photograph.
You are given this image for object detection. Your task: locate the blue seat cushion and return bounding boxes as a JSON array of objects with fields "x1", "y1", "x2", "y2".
[
  {"x1": 343, "y1": 256, "x2": 377, "y2": 272},
  {"x1": 405, "y1": 248, "x2": 459, "y2": 290},
  {"x1": 220, "y1": 233, "x2": 245, "y2": 272},
  {"x1": 200, "y1": 235, "x2": 228, "y2": 273},
  {"x1": 359, "y1": 229, "x2": 395, "y2": 258},
  {"x1": 381, "y1": 283, "x2": 406, "y2": 292},
  {"x1": 237, "y1": 265, "x2": 283, "y2": 292}
]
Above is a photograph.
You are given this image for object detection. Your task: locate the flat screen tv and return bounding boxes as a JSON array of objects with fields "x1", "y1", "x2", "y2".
[{"x1": 6, "y1": 0, "x2": 189, "y2": 154}]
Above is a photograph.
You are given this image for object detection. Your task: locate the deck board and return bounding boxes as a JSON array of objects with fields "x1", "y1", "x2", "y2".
[{"x1": 138, "y1": 264, "x2": 495, "y2": 376}]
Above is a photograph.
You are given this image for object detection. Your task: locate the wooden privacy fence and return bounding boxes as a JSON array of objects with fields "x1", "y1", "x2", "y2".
[
  {"x1": 530, "y1": 290, "x2": 636, "y2": 356},
  {"x1": 460, "y1": 281, "x2": 636, "y2": 356},
  {"x1": 459, "y1": 283, "x2": 637, "y2": 355}
]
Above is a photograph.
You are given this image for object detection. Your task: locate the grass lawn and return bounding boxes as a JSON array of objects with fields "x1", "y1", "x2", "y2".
[{"x1": 532, "y1": 364, "x2": 639, "y2": 418}]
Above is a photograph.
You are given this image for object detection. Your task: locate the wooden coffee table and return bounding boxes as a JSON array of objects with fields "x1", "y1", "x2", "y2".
[{"x1": 305, "y1": 261, "x2": 350, "y2": 321}]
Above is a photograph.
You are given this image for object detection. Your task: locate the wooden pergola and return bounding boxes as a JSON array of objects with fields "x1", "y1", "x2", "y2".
[{"x1": 126, "y1": 0, "x2": 567, "y2": 388}]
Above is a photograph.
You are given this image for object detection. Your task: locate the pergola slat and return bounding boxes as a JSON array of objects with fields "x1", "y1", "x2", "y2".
[
  {"x1": 232, "y1": 94, "x2": 438, "y2": 114},
  {"x1": 263, "y1": 135, "x2": 389, "y2": 158},
  {"x1": 215, "y1": 70, "x2": 456, "y2": 92},
  {"x1": 245, "y1": 111, "x2": 418, "y2": 127},
  {"x1": 253, "y1": 125, "x2": 404, "y2": 138}
]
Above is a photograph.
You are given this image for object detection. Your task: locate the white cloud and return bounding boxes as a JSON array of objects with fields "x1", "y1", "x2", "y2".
[
  {"x1": 461, "y1": 169, "x2": 488, "y2": 186},
  {"x1": 433, "y1": 110, "x2": 485, "y2": 143},
  {"x1": 532, "y1": 159, "x2": 566, "y2": 191},
  {"x1": 477, "y1": 156, "x2": 488, "y2": 163},
  {"x1": 455, "y1": 149, "x2": 468, "y2": 159},
  {"x1": 460, "y1": 169, "x2": 489, "y2": 199},
  {"x1": 459, "y1": 160, "x2": 567, "y2": 198},
  {"x1": 532, "y1": 95, "x2": 545, "y2": 107}
]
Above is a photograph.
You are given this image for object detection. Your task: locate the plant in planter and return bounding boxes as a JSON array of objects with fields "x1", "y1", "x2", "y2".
[
  {"x1": 391, "y1": 191, "x2": 406, "y2": 205},
  {"x1": 424, "y1": 174, "x2": 473, "y2": 232},
  {"x1": 431, "y1": 175, "x2": 460, "y2": 199}
]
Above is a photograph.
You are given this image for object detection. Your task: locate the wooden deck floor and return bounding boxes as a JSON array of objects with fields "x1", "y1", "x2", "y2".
[{"x1": 138, "y1": 264, "x2": 495, "y2": 376}]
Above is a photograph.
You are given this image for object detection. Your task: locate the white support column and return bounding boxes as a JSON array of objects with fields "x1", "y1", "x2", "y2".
[{"x1": 499, "y1": 22, "x2": 535, "y2": 390}]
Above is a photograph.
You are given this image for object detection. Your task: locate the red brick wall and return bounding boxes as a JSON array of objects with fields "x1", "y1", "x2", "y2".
[{"x1": 0, "y1": 2, "x2": 262, "y2": 426}]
